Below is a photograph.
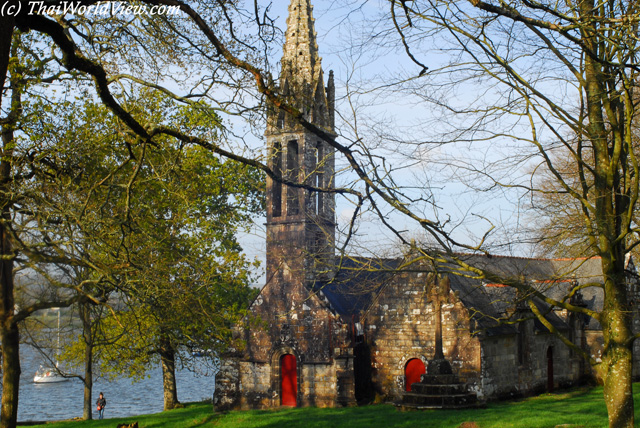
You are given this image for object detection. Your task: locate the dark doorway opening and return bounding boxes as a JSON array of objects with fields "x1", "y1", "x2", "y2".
[
  {"x1": 547, "y1": 346, "x2": 554, "y2": 392},
  {"x1": 354, "y1": 343, "x2": 375, "y2": 404}
]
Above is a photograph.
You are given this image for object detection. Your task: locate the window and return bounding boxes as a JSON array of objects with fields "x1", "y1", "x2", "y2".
[
  {"x1": 315, "y1": 142, "x2": 324, "y2": 215},
  {"x1": 272, "y1": 142, "x2": 282, "y2": 217},
  {"x1": 286, "y1": 140, "x2": 299, "y2": 215}
]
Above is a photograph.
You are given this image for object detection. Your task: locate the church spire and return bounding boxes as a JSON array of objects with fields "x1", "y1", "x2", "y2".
[
  {"x1": 268, "y1": 0, "x2": 334, "y2": 133},
  {"x1": 281, "y1": 0, "x2": 321, "y2": 92},
  {"x1": 264, "y1": 0, "x2": 336, "y2": 286}
]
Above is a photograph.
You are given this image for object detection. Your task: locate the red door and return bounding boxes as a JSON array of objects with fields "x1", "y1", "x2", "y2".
[
  {"x1": 281, "y1": 354, "x2": 297, "y2": 406},
  {"x1": 405, "y1": 358, "x2": 425, "y2": 392}
]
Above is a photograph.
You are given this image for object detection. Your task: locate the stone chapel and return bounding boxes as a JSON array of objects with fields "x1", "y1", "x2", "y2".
[{"x1": 213, "y1": 0, "x2": 640, "y2": 410}]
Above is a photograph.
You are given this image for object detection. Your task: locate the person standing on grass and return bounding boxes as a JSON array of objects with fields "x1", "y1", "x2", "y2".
[{"x1": 96, "y1": 392, "x2": 106, "y2": 419}]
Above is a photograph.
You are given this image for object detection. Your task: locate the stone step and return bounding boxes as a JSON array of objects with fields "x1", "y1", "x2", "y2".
[
  {"x1": 410, "y1": 383, "x2": 469, "y2": 395},
  {"x1": 420, "y1": 374, "x2": 460, "y2": 384},
  {"x1": 396, "y1": 400, "x2": 485, "y2": 411},
  {"x1": 402, "y1": 392, "x2": 478, "y2": 407}
]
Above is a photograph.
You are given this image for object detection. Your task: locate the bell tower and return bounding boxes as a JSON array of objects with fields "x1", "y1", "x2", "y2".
[{"x1": 265, "y1": 0, "x2": 336, "y2": 288}]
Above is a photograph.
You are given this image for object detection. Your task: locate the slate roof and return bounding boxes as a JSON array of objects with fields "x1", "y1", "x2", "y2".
[
  {"x1": 439, "y1": 254, "x2": 606, "y2": 332},
  {"x1": 316, "y1": 254, "x2": 611, "y2": 335},
  {"x1": 313, "y1": 257, "x2": 399, "y2": 322}
]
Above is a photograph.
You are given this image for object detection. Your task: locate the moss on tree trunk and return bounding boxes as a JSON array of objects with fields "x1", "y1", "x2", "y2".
[{"x1": 160, "y1": 334, "x2": 179, "y2": 411}]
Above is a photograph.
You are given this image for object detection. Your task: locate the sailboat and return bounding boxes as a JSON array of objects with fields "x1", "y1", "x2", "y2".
[
  {"x1": 33, "y1": 364, "x2": 67, "y2": 383},
  {"x1": 34, "y1": 308, "x2": 68, "y2": 384}
]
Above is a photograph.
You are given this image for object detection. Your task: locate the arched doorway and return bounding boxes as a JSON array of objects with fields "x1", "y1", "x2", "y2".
[
  {"x1": 405, "y1": 358, "x2": 425, "y2": 392},
  {"x1": 280, "y1": 354, "x2": 297, "y2": 406},
  {"x1": 547, "y1": 346, "x2": 554, "y2": 392}
]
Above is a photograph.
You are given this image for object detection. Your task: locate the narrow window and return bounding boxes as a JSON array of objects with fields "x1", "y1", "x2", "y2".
[
  {"x1": 547, "y1": 346, "x2": 554, "y2": 392},
  {"x1": 287, "y1": 140, "x2": 299, "y2": 215},
  {"x1": 314, "y1": 231, "x2": 324, "y2": 258},
  {"x1": 316, "y1": 142, "x2": 324, "y2": 215},
  {"x1": 277, "y1": 110, "x2": 285, "y2": 129},
  {"x1": 272, "y1": 142, "x2": 282, "y2": 217}
]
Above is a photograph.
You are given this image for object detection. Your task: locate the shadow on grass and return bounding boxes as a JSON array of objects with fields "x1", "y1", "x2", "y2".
[
  {"x1": 214, "y1": 387, "x2": 613, "y2": 428},
  {"x1": 26, "y1": 385, "x2": 635, "y2": 428}
]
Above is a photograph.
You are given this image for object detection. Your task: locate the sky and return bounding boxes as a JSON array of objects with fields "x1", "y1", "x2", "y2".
[{"x1": 236, "y1": 0, "x2": 539, "y2": 283}]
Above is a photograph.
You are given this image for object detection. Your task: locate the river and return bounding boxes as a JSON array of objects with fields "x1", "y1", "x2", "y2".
[{"x1": 1, "y1": 345, "x2": 216, "y2": 423}]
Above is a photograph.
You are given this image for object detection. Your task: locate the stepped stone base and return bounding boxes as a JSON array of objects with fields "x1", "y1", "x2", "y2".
[{"x1": 397, "y1": 359, "x2": 481, "y2": 410}]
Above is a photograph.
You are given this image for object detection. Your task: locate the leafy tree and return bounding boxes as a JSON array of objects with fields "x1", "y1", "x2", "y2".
[
  {"x1": 35, "y1": 92, "x2": 264, "y2": 412},
  {"x1": 92, "y1": 137, "x2": 263, "y2": 410}
]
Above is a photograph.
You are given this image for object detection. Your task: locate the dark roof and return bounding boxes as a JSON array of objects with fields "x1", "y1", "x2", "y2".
[
  {"x1": 313, "y1": 257, "x2": 399, "y2": 321},
  {"x1": 318, "y1": 253, "x2": 609, "y2": 334},
  {"x1": 440, "y1": 255, "x2": 605, "y2": 332}
]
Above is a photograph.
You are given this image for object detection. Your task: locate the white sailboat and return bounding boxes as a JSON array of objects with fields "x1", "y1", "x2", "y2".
[
  {"x1": 33, "y1": 364, "x2": 67, "y2": 383},
  {"x1": 34, "y1": 308, "x2": 68, "y2": 384}
]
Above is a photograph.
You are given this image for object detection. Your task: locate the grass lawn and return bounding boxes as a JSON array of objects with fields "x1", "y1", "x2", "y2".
[{"x1": 22, "y1": 385, "x2": 640, "y2": 428}]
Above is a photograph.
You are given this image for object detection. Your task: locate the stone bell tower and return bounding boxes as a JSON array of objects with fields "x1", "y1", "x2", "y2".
[{"x1": 265, "y1": 0, "x2": 336, "y2": 288}]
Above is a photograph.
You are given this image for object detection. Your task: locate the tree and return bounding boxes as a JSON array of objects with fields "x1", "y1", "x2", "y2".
[
  {"x1": 0, "y1": 9, "x2": 267, "y2": 426},
  {"x1": 327, "y1": 1, "x2": 639, "y2": 427},
  {"x1": 0, "y1": 32, "x2": 88, "y2": 428},
  {"x1": 93, "y1": 135, "x2": 263, "y2": 410},
  {"x1": 29, "y1": 92, "x2": 263, "y2": 413}
]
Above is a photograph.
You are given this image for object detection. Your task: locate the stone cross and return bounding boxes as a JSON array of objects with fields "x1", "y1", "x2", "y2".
[{"x1": 429, "y1": 274, "x2": 452, "y2": 375}]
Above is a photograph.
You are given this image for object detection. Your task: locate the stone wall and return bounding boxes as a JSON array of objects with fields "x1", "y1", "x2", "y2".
[
  {"x1": 365, "y1": 273, "x2": 482, "y2": 401},
  {"x1": 363, "y1": 271, "x2": 589, "y2": 402},
  {"x1": 300, "y1": 362, "x2": 336, "y2": 406},
  {"x1": 480, "y1": 334, "x2": 569, "y2": 398},
  {"x1": 213, "y1": 356, "x2": 240, "y2": 411},
  {"x1": 213, "y1": 276, "x2": 355, "y2": 410}
]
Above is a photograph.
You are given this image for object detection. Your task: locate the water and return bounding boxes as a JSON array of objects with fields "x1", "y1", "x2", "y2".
[{"x1": 5, "y1": 345, "x2": 216, "y2": 422}]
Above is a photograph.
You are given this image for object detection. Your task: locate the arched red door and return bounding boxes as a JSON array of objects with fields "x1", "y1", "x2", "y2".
[
  {"x1": 281, "y1": 354, "x2": 297, "y2": 406},
  {"x1": 405, "y1": 358, "x2": 426, "y2": 392}
]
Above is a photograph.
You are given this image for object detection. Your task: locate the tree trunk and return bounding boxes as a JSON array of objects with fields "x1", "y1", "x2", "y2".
[
  {"x1": 600, "y1": 268, "x2": 634, "y2": 428},
  {"x1": 579, "y1": 3, "x2": 635, "y2": 423},
  {"x1": 80, "y1": 301, "x2": 93, "y2": 420},
  {"x1": 1, "y1": 324, "x2": 20, "y2": 428},
  {"x1": 0, "y1": 14, "x2": 14, "y2": 96},
  {"x1": 159, "y1": 334, "x2": 178, "y2": 410},
  {"x1": 0, "y1": 87, "x2": 17, "y2": 428},
  {"x1": 602, "y1": 344, "x2": 633, "y2": 428}
]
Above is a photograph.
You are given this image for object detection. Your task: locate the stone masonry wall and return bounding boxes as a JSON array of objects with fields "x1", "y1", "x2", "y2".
[
  {"x1": 365, "y1": 272, "x2": 482, "y2": 401},
  {"x1": 215, "y1": 276, "x2": 354, "y2": 410},
  {"x1": 300, "y1": 363, "x2": 336, "y2": 407},
  {"x1": 481, "y1": 316, "x2": 582, "y2": 400}
]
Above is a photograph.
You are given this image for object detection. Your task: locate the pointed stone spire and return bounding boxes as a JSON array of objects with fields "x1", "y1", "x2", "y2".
[
  {"x1": 281, "y1": 0, "x2": 322, "y2": 94},
  {"x1": 268, "y1": 0, "x2": 334, "y2": 133}
]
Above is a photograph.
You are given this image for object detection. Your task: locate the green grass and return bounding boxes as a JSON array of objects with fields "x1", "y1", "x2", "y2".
[{"x1": 22, "y1": 385, "x2": 640, "y2": 428}]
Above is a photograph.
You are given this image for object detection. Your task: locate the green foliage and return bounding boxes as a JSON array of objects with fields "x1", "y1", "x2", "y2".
[{"x1": 21, "y1": 86, "x2": 265, "y2": 380}]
